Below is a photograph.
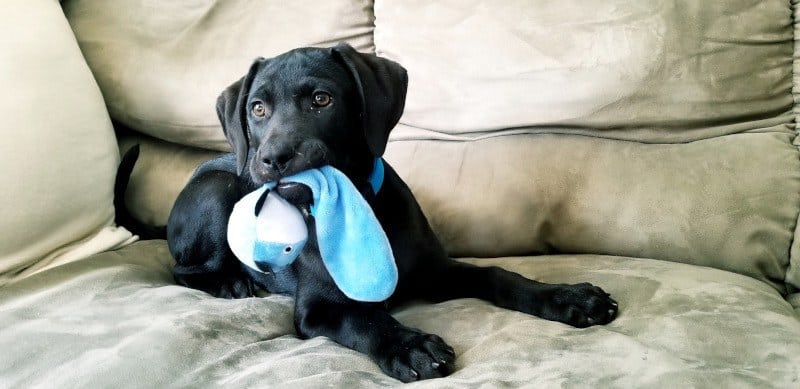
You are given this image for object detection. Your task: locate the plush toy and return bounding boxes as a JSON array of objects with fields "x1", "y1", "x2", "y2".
[
  {"x1": 227, "y1": 185, "x2": 309, "y2": 271},
  {"x1": 227, "y1": 158, "x2": 398, "y2": 302}
]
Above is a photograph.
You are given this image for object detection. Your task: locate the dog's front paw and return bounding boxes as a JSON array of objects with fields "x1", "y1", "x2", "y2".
[
  {"x1": 376, "y1": 329, "x2": 456, "y2": 382},
  {"x1": 212, "y1": 276, "x2": 256, "y2": 299},
  {"x1": 174, "y1": 271, "x2": 255, "y2": 299},
  {"x1": 536, "y1": 283, "x2": 618, "y2": 328}
]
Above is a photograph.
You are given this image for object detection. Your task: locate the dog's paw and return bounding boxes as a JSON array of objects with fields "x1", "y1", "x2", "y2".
[
  {"x1": 174, "y1": 272, "x2": 255, "y2": 299},
  {"x1": 212, "y1": 276, "x2": 256, "y2": 299},
  {"x1": 376, "y1": 329, "x2": 456, "y2": 382},
  {"x1": 536, "y1": 283, "x2": 618, "y2": 328}
]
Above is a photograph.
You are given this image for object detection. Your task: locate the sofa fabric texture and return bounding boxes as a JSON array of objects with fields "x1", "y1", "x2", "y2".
[
  {"x1": 87, "y1": 0, "x2": 800, "y2": 293},
  {"x1": 2, "y1": 0, "x2": 800, "y2": 387},
  {"x1": 0, "y1": 0, "x2": 134, "y2": 284},
  {"x1": 2, "y1": 241, "x2": 799, "y2": 388},
  {"x1": 376, "y1": 0, "x2": 795, "y2": 143},
  {"x1": 373, "y1": 0, "x2": 800, "y2": 292},
  {"x1": 63, "y1": 0, "x2": 375, "y2": 151},
  {"x1": 384, "y1": 133, "x2": 800, "y2": 293}
]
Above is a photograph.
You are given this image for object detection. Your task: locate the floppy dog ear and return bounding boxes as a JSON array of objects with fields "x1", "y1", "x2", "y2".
[
  {"x1": 331, "y1": 43, "x2": 408, "y2": 157},
  {"x1": 216, "y1": 58, "x2": 266, "y2": 175}
]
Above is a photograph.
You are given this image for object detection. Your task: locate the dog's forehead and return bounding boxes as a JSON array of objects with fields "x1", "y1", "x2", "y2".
[{"x1": 253, "y1": 48, "x2": 348, "y2": 88}]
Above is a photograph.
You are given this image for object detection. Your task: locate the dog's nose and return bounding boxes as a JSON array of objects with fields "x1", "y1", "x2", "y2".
[{"x1": 260, "y1": 146, "x2": 294, "y2": 174}]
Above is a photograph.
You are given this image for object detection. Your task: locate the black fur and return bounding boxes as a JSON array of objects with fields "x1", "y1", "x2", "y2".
[
  {"x1": 119, "y1": 43, "x2": 620, "y2": 382},
  {"x1": 114, "y1": 144, "x2": 167, "y2": 240}
]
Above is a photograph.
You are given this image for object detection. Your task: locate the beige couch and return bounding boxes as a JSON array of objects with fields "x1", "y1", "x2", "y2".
[{"x1": 2, "y1": 0, "x2": 800, "y2": 387}]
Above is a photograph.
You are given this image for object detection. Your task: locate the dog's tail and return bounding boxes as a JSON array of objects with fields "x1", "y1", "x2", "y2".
[{"x1": 114, "y1": 145, "x2": 167, "y2": 240}]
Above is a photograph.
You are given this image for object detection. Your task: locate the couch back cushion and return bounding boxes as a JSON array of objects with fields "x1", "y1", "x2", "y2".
[
  {"x1": 0, "y1": 0, "x2": 134, "y2": 283},
  {"x1": 376, "y1": 0, "x2": 794, "y2": 143},
  {"x1": 376, "y1": 0, "x2": 800, "y2": 292},
  {"x1": 63, "y1": 0, "x2": 375, "y2": 151}
]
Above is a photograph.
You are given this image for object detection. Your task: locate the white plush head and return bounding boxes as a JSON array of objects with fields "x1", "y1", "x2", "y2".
[{"x1": 227, "y1": 186, "x2": 308, "y2": 272}]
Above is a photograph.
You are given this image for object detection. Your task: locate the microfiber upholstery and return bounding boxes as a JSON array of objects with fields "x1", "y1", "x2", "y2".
[
  {"x1": 787, "y1": 0, "x2": 800, "y2": 292},
  {"x1": 116, "y1": 131, "x2": 222, "y2": 227},
  {"x1": 1, "y1": 241, "x2": 799, "y2": 387},
  {"x1": 375, "y1": 0, "x2": 795, "y2": 143},
  {"x1": 93, "y1": 0, "x2": 800, "y2": 293},
  {"x1": 0, "y1": 0, "x2": 134, "y2": 284},
  {"x1": 63, "y1": 0, "x2": 375, "y2": 151},
  {"x1": 376, "y1": 0, "x2": 800, "y2": 293},
  {"x1": 2, "y1": 1, "x2": 795, "y2": 387},
  {"x1": 384, "y1": 132, "x2": 800, "y2": 293}
]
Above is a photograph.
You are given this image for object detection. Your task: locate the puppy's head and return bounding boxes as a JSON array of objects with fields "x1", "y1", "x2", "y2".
[{"x1": 216, "y1": 43, "x2": 408, "y2": 185}]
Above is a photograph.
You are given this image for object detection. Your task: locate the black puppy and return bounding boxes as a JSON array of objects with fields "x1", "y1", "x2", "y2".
[{"x1": 166, "y1": 43, "x2": 618, "y2": 382}]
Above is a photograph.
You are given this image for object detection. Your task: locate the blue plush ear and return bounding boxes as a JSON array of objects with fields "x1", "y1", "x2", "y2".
[{"x1": 286, "y1": 164, "x2": 397, "y2": 302}]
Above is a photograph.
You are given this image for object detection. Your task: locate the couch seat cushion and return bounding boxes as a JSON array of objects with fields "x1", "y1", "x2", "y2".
[{"x1": 1, "y1": 241, "x2": 798, "y2": 387}]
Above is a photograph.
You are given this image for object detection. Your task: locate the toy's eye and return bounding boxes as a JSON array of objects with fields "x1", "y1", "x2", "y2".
[
  {"x1": 284, "y1": 246, "x2": 292, "y2": 253},
  {"x1": 312, "y1": 92, "x2": 332, "y2": 108}
]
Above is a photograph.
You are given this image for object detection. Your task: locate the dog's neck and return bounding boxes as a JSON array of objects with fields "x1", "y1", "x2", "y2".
[{"x1": 334, "y1": 152, "x2": 383, "y2": 197}]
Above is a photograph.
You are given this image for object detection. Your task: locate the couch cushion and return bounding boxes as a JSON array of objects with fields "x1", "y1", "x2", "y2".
[
  {"x1": 375, "y1": 0, "x2": 800, "y2": 292},
  {"x1": 375, "y1": 0, "x2": 794, "y2": 143},
  {"x1": 788, "y1": 1, "x2": 800, "y2": 294},
  {"x1": 1, "y1": 241, "x2": 798, "y2": 387},
  {"x1": 385, "y1": 132, "x2": 800, "y2": 293},
  {"x1": 116, "y1": 129, "x2": 222, "y2": 226},
  {"x1": 63, "y1": 0, "x2": 375, "y2": 151},
  {"x1": 0, "y1": 0, "x2": 134, "y2": 284}
]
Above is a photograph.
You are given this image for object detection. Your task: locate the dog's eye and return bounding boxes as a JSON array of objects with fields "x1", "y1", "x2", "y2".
[
  {"x1": 252, "y1": 102, "x2": 266, "y2": 117},
  {"x1": 312, "y1": 92, "x2": 332, "y2": 108}
]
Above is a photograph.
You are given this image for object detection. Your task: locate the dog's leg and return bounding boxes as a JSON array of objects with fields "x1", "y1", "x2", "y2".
[
  {"x1": 167, "y1": 169, "x2": 255, "y2": 298},
  {"x1": 294, "y1": 293, "x2": 456, "y2": 382},
  {"x1": 416, "y1": 260, "x2": 618, "y2": 328}
]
